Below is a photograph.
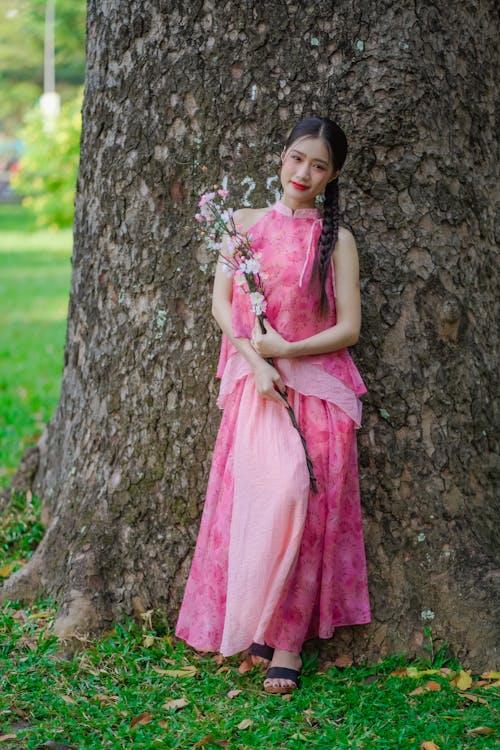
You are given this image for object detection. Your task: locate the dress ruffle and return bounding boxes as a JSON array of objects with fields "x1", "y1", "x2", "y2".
[{"x1": 217, "y1": 348, "x2": 364, "y2": 428}]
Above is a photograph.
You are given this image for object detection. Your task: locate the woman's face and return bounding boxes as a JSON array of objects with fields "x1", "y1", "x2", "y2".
[{"x1": 280, "y1": 136, "x2": 338, "y2": 206}]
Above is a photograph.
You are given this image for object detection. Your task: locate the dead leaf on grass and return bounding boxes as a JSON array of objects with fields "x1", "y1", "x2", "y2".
[
  {"x1": 481, "y1": 671, "x2": 500, "y2": 680},
  {"x1": 11, "y1": 704, "x2": 29, "y2": 718},
  {"x1": 0, "y1": 737, "x2": 17, "y2": 744},
  {"x1": 158, "y1": 665, "x2": 198, "y2": 679},
  {"x1": 60, "y1": 694, "x2": 78, "y2": 705},
  {"x1": 0, "y1": 561, "x2": 19, "y2": 577},
  {"x1": 94, "y1": 694, "x2": 119, "y2": 704},
  {"x1": 484, "y1": 679, "x2": 500, "y2": 689},
  {"x1": 237, "y1": 718, "x2": 253, "y2": 730},
  {"x1": 466, "y1": 726, "x2": 494, "y2": 736},
  {"x1": 458, "y1": 692, "x2": 488, "y2": 704},
  {"x1": 130, "y1": 711, "x2": 153, "y2": 727},
  {"x1": 410, "y1": 681, "x2": 441, "y2": 696},
  {"x1": 237, "y1": 657, "x2": 253, "y2": 674},
  {"x1": 451, "y1": 670, "x2": 472, "y2": 690},
  {"x1": 334, "y1": 654, "x2": 353, "y2": 668},
  {"x1": 216, "y1": 666, "x2": 231, "y2": 674},
  {"x1": 420, "y1": 742, "x2": 440, "y2": 750},
  {"x1": 158, "y1": 720, "x2": 169, "y2": 728},
  {"x1": 164, "y1": 697, "x2": 190, "y2": 711},
  {"x1": 227, "y1": 689, "x2": 242, "y2": 699},
  {"x1": 192, "y1": 735, "x2": 215, "y2": 747}
]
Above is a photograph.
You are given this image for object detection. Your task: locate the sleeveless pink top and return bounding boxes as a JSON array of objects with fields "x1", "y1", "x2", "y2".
[{"x1": 216, "y1": 200, "x2": 367, "y2": 426}]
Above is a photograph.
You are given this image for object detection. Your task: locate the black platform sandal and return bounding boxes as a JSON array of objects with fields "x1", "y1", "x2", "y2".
[
  {"x1": 264, "y1": 666, "x2": 301, "y2": 694},
  {"x1": 250, "y1": 642, "x2": 275, "y2": 662}
]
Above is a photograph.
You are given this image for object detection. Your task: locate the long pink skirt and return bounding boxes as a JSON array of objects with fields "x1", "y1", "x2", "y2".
[{"x1": 175, "y1": 375, "x2": 371, "y2": 656}]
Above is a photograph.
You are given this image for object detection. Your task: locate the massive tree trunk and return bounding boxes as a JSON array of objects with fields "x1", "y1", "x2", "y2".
[{"x1": 1, "y1": 0, "x2": 498, "y2": 669}]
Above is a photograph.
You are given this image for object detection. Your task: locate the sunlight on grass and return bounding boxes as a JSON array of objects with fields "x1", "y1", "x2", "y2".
[
  {"x1": 0, "y1": 599, "x2": 498, "y2": 749},
  {"x1": 0, "y1": 204, "x2": 71, "y2": 489}
]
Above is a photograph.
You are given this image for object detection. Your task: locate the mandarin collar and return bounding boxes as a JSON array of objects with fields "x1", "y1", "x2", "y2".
[{"x1": 273, "y1": 199, "x2": 321, "y2": 220}]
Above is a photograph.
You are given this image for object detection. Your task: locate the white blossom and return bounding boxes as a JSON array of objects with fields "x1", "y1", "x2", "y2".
[{"x1": 249, "y1": 291, "x2": 267, "y2": 316}]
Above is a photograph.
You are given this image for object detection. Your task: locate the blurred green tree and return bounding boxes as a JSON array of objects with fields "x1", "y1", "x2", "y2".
[
  {"x1": 0, "y1": 0, "x2": 86, "y2": 131},
  {"x1": 11, "y1": 86, "x2": 82, "y2": 228}
]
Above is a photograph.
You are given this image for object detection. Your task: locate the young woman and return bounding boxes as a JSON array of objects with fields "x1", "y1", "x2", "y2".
[{"x1": 175, "y1": 117, "x2": 371, "y2": 694}]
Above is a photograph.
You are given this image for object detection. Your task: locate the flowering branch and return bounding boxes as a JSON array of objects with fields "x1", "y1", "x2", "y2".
[{"x1": 196, "y1": 187, "x2": 318, "y2": 493}]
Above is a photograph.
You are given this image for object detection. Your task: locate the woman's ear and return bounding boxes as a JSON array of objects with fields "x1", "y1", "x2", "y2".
[{"x1": 280, "y1": 147, "x2": 286, "y2": 163}]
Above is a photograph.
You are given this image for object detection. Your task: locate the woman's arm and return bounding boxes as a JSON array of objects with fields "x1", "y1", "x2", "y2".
[
  {"x1": 251, "y1": 228, "x2": 361, "y2": 359},
  {"x1": 212, "y1": 209, "x2": 286, "y2": 405}
]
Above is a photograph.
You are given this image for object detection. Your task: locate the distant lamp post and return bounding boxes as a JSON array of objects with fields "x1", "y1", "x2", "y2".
[{"x1": 40, "y1": 0, "x2": 60, "y2": 133}]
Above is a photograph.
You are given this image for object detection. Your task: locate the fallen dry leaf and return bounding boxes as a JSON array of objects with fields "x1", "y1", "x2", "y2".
[
  {"x1": 164, "y1": 697, "x2": 190, "y2": 711},
  {"x1": 237, "y1": 657, "x2": 253, "y2": 674},
  {"x1": 158, "y1": 720, "x2": 169, "y2": 728},
  {"x1": 481, "y1": 671, "x2": 500, "y2": 680},
  {"x1": 410, "y1": 681, "x2": 441, "y2": 696},
  {"x1": 466, "y1": 726, "x2": 494, "y2": 736},
  {"x1": 130, "y1": 711, "x2": 153, "y2": 727},
  {"x1": 158, "y1": 665, "x2": 198, "y2": 679},
  {"x1": 392, "y1": 667, "x2": 439, "y2": 679},
  {"x1": 94, "y1": 694, "x2": 119, "y2": 704},
  {"x1": 60, "y1": 694, "x2": 78, "y2": 705},
  {"x1": 424, "y1": 681, "x2": 442, "y2": 691},
  {"x1": 0, "y1": 737, "x2": 17, "y2": 744},
  {"x1": 391, "y1": 667, "x2": 410, "y2": 677},
  {"x1": 334, "y1": 654, "x2": 353, "y2": 668},
  {"x1": 143, "y1": 635, "x2": 155, "y2": 648},
  {"x1": 451, "y1": 670, "x2": 472, "y2": 690},
  {"x1": 10, "y1": 704, "x2": 28, "y2": 718},
  {"x1": 0, "y1": 561, "x2": 19, "y2": 577},
  {"x1": 484, "y1": 679, "x2": 500, "y2": 689},
  {"x1": 152, "y1": 665, "x2": 173, "y2": 676},
  {"x1": 227, "y1": 689, "x2": 242, "y2": 699},
  {"x1": 458, "y1": 692, "x2": 488, "y2": 704},
  {"x1": 237, "y1": 718, "x2": 253, "y2": 730},
  {"x1": 216, "y1": 666, "x2": 231, "y2": 674},
  {"x1": 192, "y1": 735, "x2": 215, "y2": 748},
  {"x1": 420, "y1": 742, "x2": 440, "y2": 750}
]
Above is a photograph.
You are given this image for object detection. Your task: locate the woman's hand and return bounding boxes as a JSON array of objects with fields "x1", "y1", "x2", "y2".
[
  {"x1": 252, "y1": 359, "x2": 287, "y2": 406},
  {"x1": 251, "y1": 319, "x2": 290, "y2": 359}
]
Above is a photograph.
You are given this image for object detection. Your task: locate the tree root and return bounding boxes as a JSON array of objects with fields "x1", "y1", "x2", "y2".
[{"x1": 0, "y1": 547, "x2": 44, "y2": 605}]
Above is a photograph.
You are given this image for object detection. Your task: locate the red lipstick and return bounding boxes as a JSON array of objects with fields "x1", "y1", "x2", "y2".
[{"x1": 291, "y1": 181, "x2": 308, "y2": 191}]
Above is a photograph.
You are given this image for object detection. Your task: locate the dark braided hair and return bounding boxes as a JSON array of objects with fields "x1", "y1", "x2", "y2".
[{"x1": 283, "y1": 117, "x2": 348, "y2": 316}]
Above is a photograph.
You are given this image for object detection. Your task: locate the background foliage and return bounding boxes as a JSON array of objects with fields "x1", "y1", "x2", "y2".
[
  {"x1": 11, "y1": 87, "x2": 83, "y2": 228},
  {"x1": 0, "y1": 0, "x2": 86, "y2": 132}
]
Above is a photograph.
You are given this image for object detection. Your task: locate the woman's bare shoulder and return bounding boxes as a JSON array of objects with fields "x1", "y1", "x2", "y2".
[{"x1": 233, "y1": 206, "x2": 272, "y2": 232}]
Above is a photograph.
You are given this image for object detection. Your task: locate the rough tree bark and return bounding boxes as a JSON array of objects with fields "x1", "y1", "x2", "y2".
[{"x1": 1, "y1": 0, "x2": 498, "y2": 669}]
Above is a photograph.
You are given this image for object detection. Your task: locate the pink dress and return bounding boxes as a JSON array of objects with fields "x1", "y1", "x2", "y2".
[{"x1": 175, "y1": 200, "x2": 371, "y2": 656}]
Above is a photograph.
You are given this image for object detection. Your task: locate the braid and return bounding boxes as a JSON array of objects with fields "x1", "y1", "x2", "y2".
[{"x1": 312, "y1": 178, "x2": 339, "y2": 316}]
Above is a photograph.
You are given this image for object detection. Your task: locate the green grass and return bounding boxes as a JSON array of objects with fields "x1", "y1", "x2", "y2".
[
  {"x1": 0, "y1": 203, "x2": 72, "y2": 490},
  {"x1": 0, "y1": 600, "x2": 498, "y2": 749},
  {"x1": 0, "y1": 203, "x2": 498, "y2": 748}
]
